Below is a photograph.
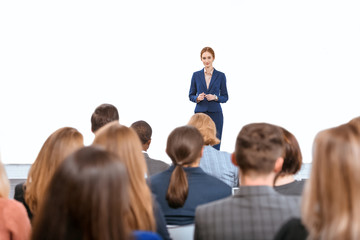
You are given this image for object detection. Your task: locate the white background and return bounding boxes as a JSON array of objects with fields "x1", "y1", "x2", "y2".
[{"x1": 1, "y1": 0, "x2": 359, "y2": 164}]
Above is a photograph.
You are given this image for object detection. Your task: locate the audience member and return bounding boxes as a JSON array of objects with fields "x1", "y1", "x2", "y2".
[
  {"x1": 194, "y1": 123, "x2": 301, "y2": 240},
  {"x1": 274, "y1": 127, "x2": 306, "y2": 196},
  {"x1": 0, "y1": 158, "x2": 31, "y2": 240},
  {"x1": 91, "y1": 103, "x2": 119, "y2": 133},
  {"x1": 349, "y1": 115, "x2": 360, "y2": 130},
  {"x1": 131, "y1": 120, "x2": 169, "y2": 176},
  {"x1": 274, "y1": 123, "x2": 360, "y2": 240},
  {"x1": 150, "y1": 126, "x2": 231, "y2": 225},
  {"x1": 31, "y1": 146, "x2": 161, "y2": 240},
  {"x1": 188, "y1": 113, "x2": 238, "y2": 187},
  {"x1": 93, "y1": 122, "x2": 170, "y2": 240},
  {"x1": 14, "y1": 127, "x2": 84, "y2": 220}
]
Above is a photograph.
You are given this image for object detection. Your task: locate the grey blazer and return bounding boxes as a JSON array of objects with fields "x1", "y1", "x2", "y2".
[
  {"x1": 194, "y1": 186, "x2": 301, "y2": 240},
  {"x1": 144, "y1": 152, "x2": 169, "y2": 177}
]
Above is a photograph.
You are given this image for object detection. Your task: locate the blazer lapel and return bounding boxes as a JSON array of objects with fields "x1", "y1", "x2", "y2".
[
  {"x1": 200, "y1": 68, "x2": 207, "y2": 90},
  {"x1": 208, "y1": 68, "x2": 219, "y2": 90}
]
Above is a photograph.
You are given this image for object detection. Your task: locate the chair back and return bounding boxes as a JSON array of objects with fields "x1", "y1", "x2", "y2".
[{"x1": 167, "y1": 224, "x2": 195, "y2": 240}]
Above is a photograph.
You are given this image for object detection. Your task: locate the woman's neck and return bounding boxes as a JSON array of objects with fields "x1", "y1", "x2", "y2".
[
  {"x1": 205, "y1": 66, "x2": 213, "y2": 73},
  {"x1": 274, "y1": 174, "x2": 295, "y2": 186}
]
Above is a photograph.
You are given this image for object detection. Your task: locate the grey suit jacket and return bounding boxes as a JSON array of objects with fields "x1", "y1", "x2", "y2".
[
  {"x1": 144, "y1": 152, "x2": 169, "y2": 177},
  {"x1": 194, "y1": 186, "x2": 301, "y2": 240}
]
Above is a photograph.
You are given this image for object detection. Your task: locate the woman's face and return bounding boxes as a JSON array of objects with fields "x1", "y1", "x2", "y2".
[{"x1": 201, "y1": 51, "x2": 214, "y2": 68}]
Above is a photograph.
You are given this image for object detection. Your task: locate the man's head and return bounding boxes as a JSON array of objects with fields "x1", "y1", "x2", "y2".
[
  {"x1": 130, "y1": 120, "x2": 152, "y2": 151},
  {"x1": 91, "y1": 104, "x2": 119, "y2": 133},
  {"x1": 232, "y1": 123, "x2": 285, "y2": 179}
]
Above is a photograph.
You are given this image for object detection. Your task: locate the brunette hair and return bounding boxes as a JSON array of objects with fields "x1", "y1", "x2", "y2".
[
  {"x1": 302, "y1": 123, "x2": 360, "y2": 240},
  {"x1": 25, "y1": 127, "x2": 84, "y2": 215},
  {"x1": 0, "y1": 158, "x2": 10, "y2": 198},
  {"x1": 166, "y1": 126, "x2": 204, "y2": 208},
  {"x1": 188, "y1": 113, "x2": 220, "y2": 146},
  {"x1": 31, "y1": 146, "x2": 131, "y2": 240},
  {"x1": 277, "y1": 127, "x2": 302, "y2": 177},
  {"x1": 91, "y1": 103, "x2": 119, "y2": 132},
  {"x1": 200, "y1": 47, "x2": 215, "y2": 59},
  {"x1": 349, "y1": 116, "x2": 360, "y2": 131},
  {"x1": 234, "y1": 123, "x2": 284, "y2": 175},
  {"x1": 93, "y1": 122, "x2": 156, "y2": 231},
  {"x1": 131, "y1": 120, "x2": 152, "y2": 145}
]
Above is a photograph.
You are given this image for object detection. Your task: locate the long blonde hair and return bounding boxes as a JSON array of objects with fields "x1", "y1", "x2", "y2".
[
  {"x1": 0, "y1": 158, "x2": 10, "y2": 198},
  {"x1": 25, "y1": 127, "x2": 84, "y2": 214},
  {"x1": 93, "y1": 121, "x2": 156, "y2": 231},
  {"x1": 302, "y1": 123, "x2": 360, "y2": 240}
]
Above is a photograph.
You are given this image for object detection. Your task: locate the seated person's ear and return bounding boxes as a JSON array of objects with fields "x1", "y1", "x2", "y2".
[{"x1": 274, "y1": 157, "x2": 284, "y2": 173}]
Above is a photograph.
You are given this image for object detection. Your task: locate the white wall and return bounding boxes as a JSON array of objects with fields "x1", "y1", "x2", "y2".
[{"x1": 1, "y1": 0, "x2": 359, "y2": 164}]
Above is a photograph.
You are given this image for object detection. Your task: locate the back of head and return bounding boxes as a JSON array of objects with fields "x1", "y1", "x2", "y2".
[
  {"x1": 25, "y1": 127, "x2": 84, "y2": 214},
  {"x1": 234, "y1": 123, "x2": 284, "y2": 175},
  {"x1": 93, "y1": 121, "x2": 155, "y2": 231},
  {"x1": 302, "y1": 123, "x2": 360, "y2": 240},
  {"x1": 0, "y1": 159, "x2": 10, "y2": 198},
  {"x1": 91, "y1": 104, "x2": 119, "y2": 133},
  {"x1": 277, "y1": 127, "x2": 302, "y2": 177},
  {"x1": 349, "y1": 116, "x2": 360, "y2": 132},
  {"x1": 131, "y1": 120, "x2": 152, "y2": 145},
  {"x1": 187, "y1": 113, "x2": 220, "y2": 146},
  {"x1": 31, "y1": 146, "x2": 130, "y2": 240},
  {"x1": 166, "y1": 126, "x2": 204, "y2": 208}
]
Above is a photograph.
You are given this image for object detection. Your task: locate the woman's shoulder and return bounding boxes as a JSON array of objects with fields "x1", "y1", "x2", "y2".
[
  {"x1": 0, "y1": 198, "x2": 24, "y2": 210},
  {"x1": 0, "y1": 198, "x2": 29, "y2": 221},
  {"x1": 214, "y1": 68, "x2": 225, "y2": 75}
]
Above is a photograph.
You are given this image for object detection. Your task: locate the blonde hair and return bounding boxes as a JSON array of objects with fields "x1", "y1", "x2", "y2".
[
  {"x1": 188, "y1": 113, "x2": 220, "y2": 146},
  {"x1": 0, "y1": 158, "x2": 10, "y2": 198},
  {"x1": 25, "y1": 127, "x2": 84, "y2": 214},
  {"x1": 93, "y1": 121, "x2": 156, "y2": 231},
  {"x1": 302, "y1": 123, "x2": 360, "y2": 240}
]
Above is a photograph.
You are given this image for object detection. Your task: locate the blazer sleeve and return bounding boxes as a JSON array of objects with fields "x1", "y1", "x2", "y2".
[
  {"x1": 189, "y1": 72, "x2": 198, "y2": 103},
  {"x1": 218, "y1": 73, "x2": 228, "y2": 103}
]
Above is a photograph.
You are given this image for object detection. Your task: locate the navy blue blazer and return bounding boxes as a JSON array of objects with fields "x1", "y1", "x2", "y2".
[
  {"x1": 149, "y1": 166, "x2": 231, "y2": 225},
  {"x1": 189, "y1": 68, "x2": 229, "y2": 113}
]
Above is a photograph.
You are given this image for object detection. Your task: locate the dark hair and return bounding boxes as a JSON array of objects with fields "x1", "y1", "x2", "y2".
[
  {"x1": 235, "y1": 123, "x2": 284, "y2": 175},
  {"x1": 165, "y1": 126, "x2": 203, "y2": 208},
  {"x1": 31, "y1": 146, "x2": 130, "y2": 240},
  {"x1": 91, "y1": 104, "x2": 119, "y2": 132},
  {"x1": 200, "y1": 47, "x2": 215, "y2": 59},
  {"x1": 278, "y1": 127, "x2": 302, "y2": 176},
  {"x1": 131, "y1": 120, "x2": 152, "y2": 145}
]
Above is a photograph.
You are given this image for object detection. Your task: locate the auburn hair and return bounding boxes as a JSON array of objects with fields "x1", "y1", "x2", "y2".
[
  {"x1": 200, "y1": 47, "x2": 215, "y2": 59},
  {"x1": 25, "y1": 127, "x2": 84, "y2": 215},
  {"x1": 302, "y1": 123, "x2": 360, "y2": 240},
  {"x1": 275, "y1": 127, "x2": 302, "y2": 181},
  {"x1": 31, "y1": 146, "x2": 131, "y2": 240},
  {"x1": 93, "y1": 122, "x2": 156, "y2": 231}
]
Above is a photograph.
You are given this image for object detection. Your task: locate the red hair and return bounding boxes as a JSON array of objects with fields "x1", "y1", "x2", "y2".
[{"x1": 200, "y1": 47, "x2": 215, "y2": 59}]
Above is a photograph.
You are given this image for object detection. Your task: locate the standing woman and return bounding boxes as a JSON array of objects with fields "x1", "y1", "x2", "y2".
[{"x1": 189, "y1": 47, "x2": 228, "y2": 150}]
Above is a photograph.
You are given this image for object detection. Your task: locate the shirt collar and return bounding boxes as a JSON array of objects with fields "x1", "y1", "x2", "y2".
[{"x1": 204, "y1": 67, "x2": 214, "y2": 75}]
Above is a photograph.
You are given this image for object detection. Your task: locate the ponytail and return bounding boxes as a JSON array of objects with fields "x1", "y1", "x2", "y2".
[
  {"x1": 166, "y1": 165, "x2": 188, "y2": 208},
  {"x1": 165, "y1": 126, "x2": 204, "y2": 209}
]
